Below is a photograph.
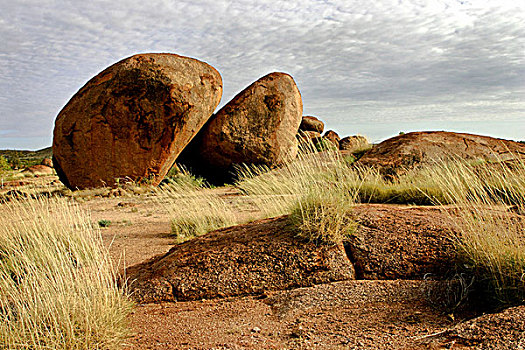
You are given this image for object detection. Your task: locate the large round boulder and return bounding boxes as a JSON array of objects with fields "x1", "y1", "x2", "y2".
[
  {"x1": 53, "y1": 53, "x2": 222, "y2": 189},
  {"x1": 179, "y1": 72, "x2": 302, "y2": 183}
]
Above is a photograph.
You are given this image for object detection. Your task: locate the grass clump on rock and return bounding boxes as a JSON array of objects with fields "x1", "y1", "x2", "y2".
[
  {"x1": 237, "y1": 145, "x2": 359, "y2": 244},
  {"x1": 0, "y1": 197, "x2": 132, "y2": 349},
  {"x1": 290, "y1": 190, "x2": 357, "y2": 245},
  {"x1": 169, "y1": 196, "x2": 238, "y2": 243},
  {"x1": 433, "y1": 158, "x2": 525, "y2": 307}
]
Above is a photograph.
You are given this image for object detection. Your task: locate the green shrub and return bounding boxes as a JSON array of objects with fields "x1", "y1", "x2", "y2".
[
  {"x1": 0, "y1": 156, "x2": 11, "y2": 172},
  {"x1": 98, "y1": 219, "x2": 112, "y2": 228}
]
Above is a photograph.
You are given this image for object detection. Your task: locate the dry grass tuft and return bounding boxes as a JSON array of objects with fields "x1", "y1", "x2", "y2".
[
  {"x1": 431, "y1": 158, "x2": 525, "y2": 306},
  {"x1": 0, "y1": 197, "x2": 132, "y2": 349},
  {"x1": 289, "y1": 190, "x2": 357, "y2": 245},
  {"x1": 156, "y1": 181, "x2": 240, "y2": 243},
  {"x1": 237, "y1": 147, "x2": 359, "y2": 244}
]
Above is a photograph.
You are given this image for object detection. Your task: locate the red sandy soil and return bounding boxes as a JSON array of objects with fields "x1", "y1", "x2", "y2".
[{"x1": 2, "y1": 175, "x2": 523, "y2": 349}]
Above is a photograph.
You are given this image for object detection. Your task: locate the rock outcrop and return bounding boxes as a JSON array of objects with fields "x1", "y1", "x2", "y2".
[
  {"x1": 358, "y1": 131, "x2": 525, "y2": 178},
  {"x1": 126, "y1": 216, "x2": 354, "y2": 303},
  {"x1": 125, "y1": 204, "x2": 484, "y2": 304},
  {"x1": 322, "y1": 130, "x2": 340, "y2": 148},
  {"x1": 178, "y1": 72, "x2": 302, "y2": 184},
  {"x1": 22, "y1": 164, "x2": 54, "y2": 175},
  {"x1": 347, "y1": 205, "x2": 459, "y2": 280},
  {"x1": 300, "y1": 116, "x2": 324, "y2": 133},
  {"x1": 53, "y1": 53, "x2": 222, "y2": 189},
  {"x1": 339, "y1": 135, "x2": 369, "y2": 152}
]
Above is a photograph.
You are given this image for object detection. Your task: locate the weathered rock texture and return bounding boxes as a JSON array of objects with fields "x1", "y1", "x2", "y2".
[
  {"x1": 414, "y1": 305, "x2": 525, "y2": 349},
  {"x1": 126, "y1": 216, "x2": 354, "y2": 303},
  {"x1": 300, "y1": 116, "x2": 324, "y2": 133},
  {"x1": 53, "y1": 53, "x2": 222, "y2": 189},
  {"x1": 179, "y1": 72, "x2": 302, "y2": 183},
  {"x1": 358, "y1": 131, "x2": 525, "y2": 178},
  {"x1": 41, "y1": 158, "x2": 53, "y2": 167},
  {"x1": 339, "y1": 135, "x2": 369, "y2": 152},
  {"x1": 347, "y1": 205, "x2": 459, "y2": 280},
  {"x1": 322, "y1": 130, "x2": 340, "y2": 147}
]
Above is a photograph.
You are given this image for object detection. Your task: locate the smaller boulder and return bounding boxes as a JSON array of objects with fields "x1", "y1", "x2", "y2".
[
  {"x1": 300, "y1": 116, "x2": 324, "y2": 133},
  {"x1": 178, "y1": 72, "x2": 303, "y2": 184},
  {"x1": 41, "y1": 158, "x2": 53, "y2": 167},
  {"x1": 322, "y1": 130, "x2": 340, "y2": 148},
  {"x1": 22, "y1": 165, "x2": 54, "y2": 176},
  {"x1": 339, "y1": 135, "x2": 369, "y2": 152},
  {"x1": 296, "y1": 130, "x2": 322, "y2": 150}
]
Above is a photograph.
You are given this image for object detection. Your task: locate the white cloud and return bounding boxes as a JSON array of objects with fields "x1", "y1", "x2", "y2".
[{"x1": 0, "y1": 0, "x2": 524, "y2": 148}]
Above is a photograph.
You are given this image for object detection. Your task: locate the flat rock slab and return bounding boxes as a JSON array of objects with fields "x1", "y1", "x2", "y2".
[
  {"x1": 348, "y1": 205, "x2": 459, "y2": 280},
  {"x1": 127, "y1": 216, "x2": 354, "y2": 303}
]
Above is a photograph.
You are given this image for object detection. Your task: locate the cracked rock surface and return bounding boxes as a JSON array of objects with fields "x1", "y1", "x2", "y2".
[{"x1": 126, "y1": 216, "x2": 354, "y2": 303}]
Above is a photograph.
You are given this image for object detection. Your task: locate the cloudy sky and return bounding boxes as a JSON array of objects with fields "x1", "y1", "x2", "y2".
[{"x1": 1, "y1": 0, "x2": 524, "y2": 149}]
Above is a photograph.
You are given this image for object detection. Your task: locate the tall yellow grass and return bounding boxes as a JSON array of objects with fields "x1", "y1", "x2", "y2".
[
  {"x1": 431, "y1": 158, "x2": 525, "y2": 305},
  {"x1": 162, "y1": 141, "x2": 525, "y2": 304},
  {"x1": 236, "y1": 148, "x2": 360, "y2": 244},
  {"x1": 0, "y1": 197, "x2": 132, "y2": 349},
  {"x1": 158, "y1": 185, "x2": 238, "y2": 243}
]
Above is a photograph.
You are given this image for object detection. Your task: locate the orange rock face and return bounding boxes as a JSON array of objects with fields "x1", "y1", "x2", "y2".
[
  {"x1": 358, "y1": 131, "x2": 525, "y2": 178},
  {"x1": 53, "y1": 53, "x2": 222, "y2": 189},
  {"x1": 300, "y1": 116, "x2": 324, "y2": 133},
  {"x1": 180, "y1": 72, "x2": 302, "y2": 183},
  {"x1": 126, "y1": 216, "x2": 354, "y2": 303},
  {"x1": 322, "y1": 130, "x2": 340, "y2": 147}
]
